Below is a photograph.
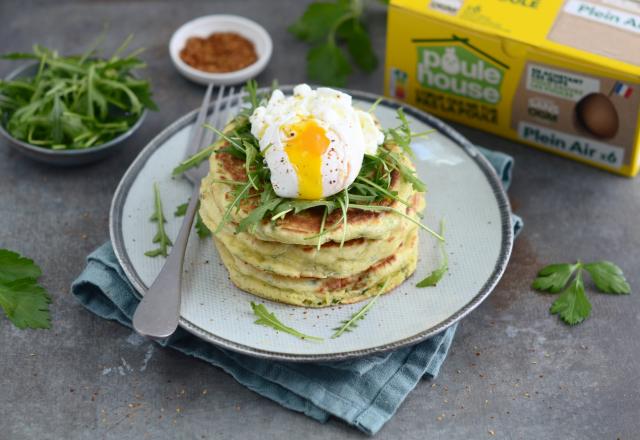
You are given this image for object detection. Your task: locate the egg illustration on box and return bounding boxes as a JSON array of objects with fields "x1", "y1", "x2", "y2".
[
  {"x1": 575, "y1": 93, "x2": 619, "y2": 139},
  {"x1": 250, "y1": 84, "x2": 384, "y2": 200}
]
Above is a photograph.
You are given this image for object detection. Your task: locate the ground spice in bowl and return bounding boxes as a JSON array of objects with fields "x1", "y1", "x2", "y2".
[{"x1": 179, "y1": 32, "x2": 258, "y2": 73}]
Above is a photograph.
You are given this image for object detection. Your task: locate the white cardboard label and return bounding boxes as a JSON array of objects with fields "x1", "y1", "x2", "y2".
[
  {"x1": 565, "y1": 0, "x2": 640, "y2": 34},
  {"x1": 518, "y1": 122, "x2": 625, "y2": 168},
  {"x1": 429, "y1": 0, "x2": 462, "y2": 15},
  {"x1": 526, "y1": 64, "x2": 601, "y2": 101}
]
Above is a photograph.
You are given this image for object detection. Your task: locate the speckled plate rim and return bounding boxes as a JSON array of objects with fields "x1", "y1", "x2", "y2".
[{"x1": 110, "y1": 87, "x2": 514, "y2": 362}]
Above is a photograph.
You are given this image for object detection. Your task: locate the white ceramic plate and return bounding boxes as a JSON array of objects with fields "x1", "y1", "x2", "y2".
[{"x1": 110, "y1": 88, "x2": 513, "y2": 361}]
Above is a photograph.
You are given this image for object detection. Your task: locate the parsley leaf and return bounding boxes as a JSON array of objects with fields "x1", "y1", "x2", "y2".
[
  {"x1": 532, "y1": 260, "x2": 631, "y2": 325},
  {"x1": 289, "y1": 0, "x2": 352, "y2": 43},
  {"x1": 0, "y1": 249, "x2": 51, "y2": 329},
  {"x1": 290, "y1": 0, "x2": 379, "y2": 86},
  {"x1": 532, "y1": 263, "x2": 579, "y2": 293},
  {"x1": 345, "y1": 21, "x2": 377, "y2": 72},
  {"x1": 550, "y1": 272, "x2": 591, "y2": 325},
  {"x1": 583, "y1": 261, "x2": 631, "y2": 295},
  {"x1": 307, "y1": 43, "x2": 352, "y2": 87},
  {"x1": 251, "y1": 302, "x2": 323, "y2": 341},
  {"x1": 0, "y1": 249, "x2": 42, "y2": 282}
]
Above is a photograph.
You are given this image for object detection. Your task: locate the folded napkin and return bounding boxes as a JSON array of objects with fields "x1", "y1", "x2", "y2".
[{"x1": 72, "y1": 147, "x2": 522, "y2": 436}]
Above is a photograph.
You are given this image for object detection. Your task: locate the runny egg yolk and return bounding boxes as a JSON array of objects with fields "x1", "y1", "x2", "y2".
[{"x1": 283, "y1": 120, "x2": 330, "y2": 200}]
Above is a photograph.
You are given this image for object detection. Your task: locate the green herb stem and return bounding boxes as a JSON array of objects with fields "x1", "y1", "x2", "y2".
[
  {"x1": 144, "y1": 183, "x2": 172, "y2": 258},
  {"x1": 332, "y1": 280, "x2": 387, "y2": 338}
]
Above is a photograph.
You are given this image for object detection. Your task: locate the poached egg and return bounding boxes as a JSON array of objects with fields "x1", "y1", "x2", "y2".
[{"x1": 249, "y1": 84, "x2": 384, "y2": 200}]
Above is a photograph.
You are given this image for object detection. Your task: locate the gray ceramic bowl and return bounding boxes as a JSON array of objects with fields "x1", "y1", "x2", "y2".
[{"x1": 0, "y1": 62, "x2": 147, "y2": 166}]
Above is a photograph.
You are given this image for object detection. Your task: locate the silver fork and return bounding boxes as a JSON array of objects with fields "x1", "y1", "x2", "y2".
[{"x1": 133, "y1": 84, "x2": 241, "y2": 338}]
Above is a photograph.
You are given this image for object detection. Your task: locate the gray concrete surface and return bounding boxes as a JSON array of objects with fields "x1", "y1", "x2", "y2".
[{"x1": 1, "y1": 1, "x2": 639, "y2": 439}]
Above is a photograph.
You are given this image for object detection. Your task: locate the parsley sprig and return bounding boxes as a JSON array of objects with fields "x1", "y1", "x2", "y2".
[
  {"x1": 289, "y1": 0, "x2": 379, "y2": 86},
  {"x1": 0, "y1": 249, "x2": 52, "y2": 329},
  {"x1": 533, "y1": 261, "x2": 631, "y2": 325}
]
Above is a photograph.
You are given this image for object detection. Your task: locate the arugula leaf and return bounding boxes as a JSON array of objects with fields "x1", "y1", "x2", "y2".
[
  {"x1": 532, "y1": 263, "x2": 579, "y2": 293},
  {"x1": 532, "y1": 260, "x2": 631, "y2": 325},
  {"x1": 550, "y1": 273, "x2": 591, "y2": 325},
  {"x1": 238, "y1": 197, "x2": 281, "y2": 233},
  {"x1": 290, "y1": 0, "x2": 379, "y2": 86},
  {"x1": 172, "y1": 116, "x2": 244, "y2": 177},
  {"x1": 195, "y1": 213, "x2": 211, "y2": 239},
  {"x1": 332, "y1": 288, "x2": 384, "y2": 338},
  {"x1": 307, "y1": 43, "x2": 352, "y2": 87},
  {"x1": 0, "y1": 249, "x2": 51, "y2": 329},
  {"x1": 251, "y1": 302, "x2": 323, "y2": 341},
  {"x1": 417, "y1": 221, "x2": 448, "y2": 287},
  {"x1": 1, "y1": 53, "x2": 40, "y2": 60},
  {"x1": 145, "y1": 183, "x2": 172, "y2": 258},
  {"x1": 385, "y1": 108, "x2": 415, "y2": 158},
  {"x1": 174, "y1": 200, "x2": 211, "y2": 239},
  {"x1": 174, "y1": 202, "x2": 188, "y2": 217},
  {"x1": 583, "y1": 261, "x2": 631, "y2": 295}
]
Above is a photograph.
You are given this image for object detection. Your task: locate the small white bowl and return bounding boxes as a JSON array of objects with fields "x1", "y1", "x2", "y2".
[{"x1": 169, "y1": 15, "x2": 272, "y2": 85}]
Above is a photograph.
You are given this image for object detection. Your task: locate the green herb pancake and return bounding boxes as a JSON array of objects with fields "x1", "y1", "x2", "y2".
[
  {"x1": 213, "y1": 229, "x2": 419, "y2": 307},
  {"x1": 199, "y1": 142, "x2": 423, "y2": 247}
]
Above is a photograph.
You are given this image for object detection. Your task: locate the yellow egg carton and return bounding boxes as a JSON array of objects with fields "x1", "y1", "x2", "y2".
[{"x1": 385, "y1": 0, "x2": 640, "y2": 176}]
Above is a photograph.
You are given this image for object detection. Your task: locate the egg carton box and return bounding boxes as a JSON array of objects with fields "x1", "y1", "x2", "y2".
[{"x1": 385, "y1": 0, "x2": 640, "y2": 176}]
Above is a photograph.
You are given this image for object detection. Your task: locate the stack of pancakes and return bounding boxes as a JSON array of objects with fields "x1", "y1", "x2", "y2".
[{"x1": 199, "y1": 142, "x2": 425, "y2": 307}]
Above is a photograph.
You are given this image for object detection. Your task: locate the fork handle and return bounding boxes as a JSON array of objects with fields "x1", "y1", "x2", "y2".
[{"x1": 133, "y1": 183, "x2": 201, "y2": 338}]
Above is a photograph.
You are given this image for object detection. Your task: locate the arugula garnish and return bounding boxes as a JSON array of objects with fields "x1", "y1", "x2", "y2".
[
  {"x1": 172, "y1": 82, "x2": 443, "y2": 267},
  {"x1": 0, "y1": 36, "x2": 157, "y2": 150},
  {"x1": 289, "y1": 0, "x2": 378, "y2": 86},
  {"x1": 533, "y1": 261, "x2": 631, "y2": 325},
  {"x1": 332, "y1": 286, "x2": 385, "y2": 338},
  {"x1": 0, "y1": 249, "x2": 52, "y2": 329},
  {"x1": 251, "y1": 302, "x2": 323, "y2": 341},
  {"x1": 174, "y1": 202, "x2": 188, "y2": 217},
  {"x1": 417, "y1": 220, "x2": 448, "y2": 287},
  {"x1": 174, "y1": 200, "x2": 211, "y2": 239},
  {"x1": 145, "y1": 183, "x2": 172, "y2": 258},
  {"x1": 171, "y1": 80, "x2": 264, "y2": 177},
  {"x1": 175, "y1": 84, "x2": 442, "y2": 244}
]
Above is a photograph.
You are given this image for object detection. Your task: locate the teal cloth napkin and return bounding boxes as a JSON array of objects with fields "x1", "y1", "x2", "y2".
[{"x1": 71, "y1": 148, "x2": 521, "y2": 436}]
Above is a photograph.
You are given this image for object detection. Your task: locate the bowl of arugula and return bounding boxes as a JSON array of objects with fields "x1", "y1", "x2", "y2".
[{"x1": 0, "y1": 38, "x2": 157, "y2": 166}]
